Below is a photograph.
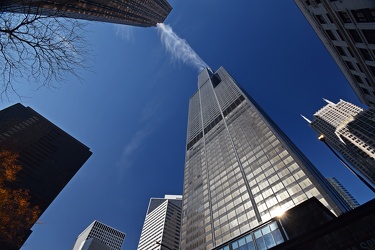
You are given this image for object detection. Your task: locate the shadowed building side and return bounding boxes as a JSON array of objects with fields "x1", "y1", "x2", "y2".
[
  {"x1": 0, "y1": 0, "x2": 172, "y2": 27},
  {"x1": 294, "y1": 0, "x2": 375, "y2": 107},
  {"x1": 0, "y1": 103, "x2": 92, "y2": 213},
  {"x1": 0, "y1": 103, "x2": 92, "y2": 248},
  {"x1": 326, "y1": 177, "x2": 360, "y2": 209}
]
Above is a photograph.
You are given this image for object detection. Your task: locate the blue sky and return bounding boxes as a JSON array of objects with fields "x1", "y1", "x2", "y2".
[{"x1": 1, "y1": 0, "x2": 373, "y2": 249}]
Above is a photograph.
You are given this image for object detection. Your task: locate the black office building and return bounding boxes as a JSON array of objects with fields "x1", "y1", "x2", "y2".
[
  {"x1": 0, "y1": 103, "x2": 92, "y2": 248},
  {"x1": 0, "y1": 0, "x2": 172, "y2": 27}
]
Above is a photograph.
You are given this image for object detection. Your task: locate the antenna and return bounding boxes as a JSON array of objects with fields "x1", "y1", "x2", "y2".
[{"x1": 300, "y1": 114, "x2": 311, "y2": 124}]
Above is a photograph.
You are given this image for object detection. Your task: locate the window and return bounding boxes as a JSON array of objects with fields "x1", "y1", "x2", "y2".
[
  {"x1": 348, "y1": 29, "x2": 363, "y2": 43},
  {"x1": 359, "y1": 48, "x2": 372, "y2": 61},
  {"x1": 335, "y1": 46, "x2": 346, "y2": 56},
  {"x1": 326, "y1": 14, "x2": 333, "y2": 23},
  {"x1": 316, "y1": 15, "x2": 326, "y2": 24},
  {"x1": 338, "y1": 11, "x2": 351, "y2": 23},
  {"x1": 353, "y1": 74, "x2": 362, "y2": 84},
  {"x1": 369, "y1": 65, "x2": 375, "y2": 77},
  {"x1": 362, "y1": 30, "x2": 375, "y2": 44},
  {"x1": 344, "y1": 61, "x2": 354, "y2": 70},
  {"x1": 351, "y1": 9, "x2": 375, "y2": 23},
  {"x1": 337, "y1": 31, "x2": 345, "y2": 41},
  {"x1": 326, "y1": 30, "x2": 336, "y2": 40},
  {"x1": 362, "y1": 88, "x2": 370, "y2": 95}
]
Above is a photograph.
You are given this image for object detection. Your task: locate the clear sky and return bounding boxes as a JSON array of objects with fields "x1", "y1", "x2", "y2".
[{"x1": 2, "y1": 0, "x2": 373, "y2": 249}]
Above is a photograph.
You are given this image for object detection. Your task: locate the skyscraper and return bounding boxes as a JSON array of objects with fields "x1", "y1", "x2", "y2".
[
  {"x1": 137, "y1": 195, "x2": 182, "y2": 250},
  {"x1": 72, "y1": 221, "x2": 125, "y2": 250},
  {"x1": 326, "y1": 177, "x2": 360, "y2": 209},
  {"x1": 0, "y1": 103, "x2": 92, "y2": 214},
  {"x1": 0, "y1": 0, "x2": 172, "y2": 27},
  {"x1": 181, "y1": 67, "x2": 349, "y2": 250},
  {"x1": 294, "y1": 0, "x2": 375, "y2": 107},
  {"x1": 304, "y1": 99, "x2": 375, "y2": 186},
  {"x1": 0, "y1": 103, "x2": 92, "y2": 248}
]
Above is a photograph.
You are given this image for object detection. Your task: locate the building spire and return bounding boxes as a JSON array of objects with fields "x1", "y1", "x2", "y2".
[
  {"x1": 300, "y1": 114, "x2": 311, "y2": 124},
  {"x1": 323, "y1": 98, "x2": 334, "y2": 105}
]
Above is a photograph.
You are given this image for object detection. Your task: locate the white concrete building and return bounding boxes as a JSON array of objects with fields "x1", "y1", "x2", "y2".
[
  {"x1": 137, "y1": 195, "x2": 182, "y2": 250},
  {"x1": 294, "y1": 0, "x2": 375, "y2": 107},
  {"x1": 304, "y1": 99, "x2": 375, "y2": 186},
  {"x1": 72, "y1": 221, "x2": 125, "y2": 250}
]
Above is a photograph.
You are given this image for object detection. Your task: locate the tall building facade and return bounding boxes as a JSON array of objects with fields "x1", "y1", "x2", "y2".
[
  {"x1": 137, "y1": 195, "x2": 182, "y2": 250},
  {"x1": 326, "y1": 177, "x2": 360, "y2": 209},
  {"x1": 0, "y1": 103, "x2": 92, "y2": 214},
  {"x1": 0, "y1": 0, "x2": 172, "y2": 27},
  {"x1": 0, "y1": 103, "x2": 92, "y2": 248},
  {"x1": 181, "y1": 67, "x2": 349, "y2": 250},
  {"x1": 294, "y1": 0, "x2": 375, "y2": 107},
  {"x1": 72, "y1": 221, "x2": 125, "y2": 250},
  {"x1": 305, "y1": 99, "x2": 375, "y2": 186}
]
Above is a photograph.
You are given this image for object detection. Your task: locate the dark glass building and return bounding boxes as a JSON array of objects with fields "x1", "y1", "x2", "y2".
[
  {"x1": 0, "y1": 0, "x2": 172, "y2": 27},
  {"x1": 181, "y1": 67, "x2": 350, "y2": 250},
  {"x1": 327, "y1": 177, "x2": 359, "y2": 210},
  {"x1": 0, "y1": 103, "x2": 92, "y2": 247}
]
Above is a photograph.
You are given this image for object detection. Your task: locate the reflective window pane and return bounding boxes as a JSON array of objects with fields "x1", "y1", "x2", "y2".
[
  {"x1": 254, "y1": 230, "x2": 262, "y2": 239},
  {"x1": 263, "y1": 233, "x2": 276, "y2": 248},
  {"x1": 246, "y1": 241, "x2": 255, "y2": 250},
  {"x1": 238, "y1": 238, "x2": 246, "y2": 246},
  {"x1": 256, "y1": 237, "x2": 266, "y2": 250},
  {"x1": 272, "y1": 229, "x2": 284, "y2": 244}
]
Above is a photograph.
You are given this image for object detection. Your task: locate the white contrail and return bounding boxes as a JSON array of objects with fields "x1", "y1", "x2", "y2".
[{"x1": 156, "y1": 23, "x2": 209, "y2": 72}]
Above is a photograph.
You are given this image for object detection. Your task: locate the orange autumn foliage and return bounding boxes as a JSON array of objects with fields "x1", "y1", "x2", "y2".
[{"x1": 0, "y1": 150, "x2": 40, "y2": 247}]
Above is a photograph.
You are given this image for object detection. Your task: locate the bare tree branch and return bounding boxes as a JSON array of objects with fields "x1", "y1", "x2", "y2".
[{"x1": 0, "y1": 7, "x2": 92, "y2": 101}]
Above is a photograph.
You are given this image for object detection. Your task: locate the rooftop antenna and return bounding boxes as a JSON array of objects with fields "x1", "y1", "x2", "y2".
[
  {"x1": 300, "y1": 114, "x2": 311, "y2": 124},
  {"x1": 323, "y1": 98, "x2": 334, "y2": 105}
]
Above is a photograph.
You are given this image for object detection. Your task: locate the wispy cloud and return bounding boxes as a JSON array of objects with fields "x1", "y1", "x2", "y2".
[
  {"x1": 140, "y1": 97, "x2": 163, "y2": 123},
  {"x1": 116, "y1": 126, "x2": 153, "y2": 169},
  {"x1": 113, "y1": 24, "x2": 134, "y2": 41},
  {"x1": 156, "y1": 23, "x2": 209, "y2": 72},
  {"x1": 116, "y1": 96, "x2": 165, "y2": 178}
]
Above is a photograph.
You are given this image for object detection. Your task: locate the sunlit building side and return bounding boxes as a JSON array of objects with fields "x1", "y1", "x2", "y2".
[
  {"x1": 180, "y1": 67, "x2": 349, "y2": 250},
  {"x1": 137, "y1": 195, "x2": 182, "y2": 250},
  {"x1": 72, "y1": 221, "x2": 125, "y2": 250},
  {"x1": 305, "y1": 99, "x2": 375, "y2": 187}
]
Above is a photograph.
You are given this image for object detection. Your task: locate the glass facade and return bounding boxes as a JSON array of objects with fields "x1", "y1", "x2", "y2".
[
  {"x1": 0, "y1": 0, "x2": 172, "y2": 27},
  {"x1": 181, "y1": 67, "x2": 349, "y2": 250}
]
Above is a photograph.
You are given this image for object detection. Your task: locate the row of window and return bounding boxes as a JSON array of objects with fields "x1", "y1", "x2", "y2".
[{"x1": 217, "y1": 221, "x2": 284, "y2": 250}]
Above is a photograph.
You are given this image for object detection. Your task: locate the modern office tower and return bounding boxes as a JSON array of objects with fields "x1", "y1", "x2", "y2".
[
  {"x1": 326, "y1": 177, "x2": 360, "y2": 209},
  {"x1": 181, "y1": 67, "x2": 350, "y2": 250},
  {"x1": 0, "y1": 103, "x2": 92, "y2": 248},
  {"x1": 72, "y1": 221, "x2": 125, "y2": 250},
  {"x1": 294, "y1": 0, "x2": 375, "y2": 107},
  {"x1": 137, "y1": 195, "x2": 182, "y2": 250},
  {"x1": 304, "y1": 99, "x2": 375, "y2": 186},
  {"x1": 0, "y1": 0, "x2": 172, "y2": 27}
]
